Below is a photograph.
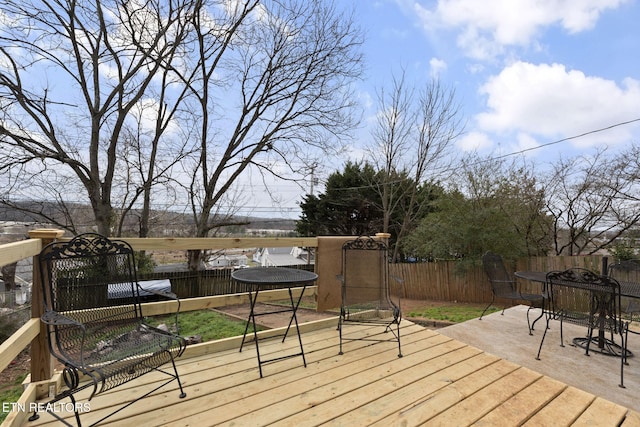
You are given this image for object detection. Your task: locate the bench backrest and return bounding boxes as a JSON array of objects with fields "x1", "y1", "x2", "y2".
[{"x1": 39, "y1": 233, "x2": 143, "y2": 330}]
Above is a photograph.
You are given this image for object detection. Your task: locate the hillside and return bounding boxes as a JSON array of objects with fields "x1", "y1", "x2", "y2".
[{"x1": 0, "y1": 201, "x2": 297, "y2": 236}]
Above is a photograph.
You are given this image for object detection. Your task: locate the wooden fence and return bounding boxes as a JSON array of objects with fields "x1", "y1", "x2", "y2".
[{"x1": 391, "y1": 255, "x2": 605, "y2": 304}]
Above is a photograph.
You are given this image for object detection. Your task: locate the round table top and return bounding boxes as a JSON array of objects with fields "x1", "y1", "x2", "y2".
[
  {"x1": 231, "y1": 266, "x2": 318, "y2": 285},
  {"x1": 514, "y1": 271, "x2": 548, "y2": 283}
]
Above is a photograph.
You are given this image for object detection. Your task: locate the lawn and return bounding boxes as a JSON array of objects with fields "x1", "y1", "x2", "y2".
[
  {"x1": 0, "y1": 372, "x2": 28, "y2": 423},
  {"x1": 406, "y1": 303, "x2": 501, "y2": 323},
  {"x1": 146, "y1": 309, "x2": 256, "y2": 342}
]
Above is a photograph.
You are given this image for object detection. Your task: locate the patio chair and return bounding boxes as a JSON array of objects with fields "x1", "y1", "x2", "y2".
[
  {"x1": 535, "y1": 268, "x2": 629, "y2": 388},
  {"x1": 30, "y1": 233, "x2": 187, "y2": 426},
  {"x1": 480, "y1": 251, "x2": 545, "y2": 335},
  {"x1": 337, "y1": 236, "x2": 403, "y2": 357},
  {"x1": 608, "y1": 259, "x2": 640, "y2": 336}
]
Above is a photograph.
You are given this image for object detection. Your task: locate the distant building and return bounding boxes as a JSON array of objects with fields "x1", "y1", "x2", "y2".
[
  {"x1": 206, "y1": 253, "x2": 249, "y2": 269},
  {"x1": 253, "y1": 247, "x2": 314, "y2": 267}
]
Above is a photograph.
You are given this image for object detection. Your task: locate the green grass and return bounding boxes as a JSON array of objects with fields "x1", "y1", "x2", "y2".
[
  {"x1": 270, "y1": 297, "x2": 317, "y2": 310},
  {"x1": 407, "y1": 305, "x2": 501, "y2": 323},
  {"x1": 0, "y1": 372, "x2": 28, "y2": 423},
  {"x1": 147, "y1": 309, "x2": 258, "y2": 342}
]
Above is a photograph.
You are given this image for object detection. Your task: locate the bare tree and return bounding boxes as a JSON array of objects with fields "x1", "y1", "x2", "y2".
[
  {"x1": 544, "y1": 146, "x2": 640, "y2": 255},
  {"x1": 0, "y1": 0, "x2": 362, "y2": 249},
  {"x1": 179, "y1": 0, "x2": 363, "y2": 268},
  {"x1": 369, "y1": 72, "x2": 463, "y2": 260},
  {"x1": 0, "y1": 0, "x2": 197, "y2": 235}
]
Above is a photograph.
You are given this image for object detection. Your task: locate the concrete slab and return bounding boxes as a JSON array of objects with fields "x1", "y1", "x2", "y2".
[{"x1": 439, "y1": 305, "x2": 640, "y2": 413}]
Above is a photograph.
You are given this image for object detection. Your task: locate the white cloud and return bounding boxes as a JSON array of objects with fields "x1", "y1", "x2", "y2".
[
  {"x1": 429, "y1": 57, "x2": 447, "y2": 78},
  {"x1": 413, "y1": 0, "x2": 629, "y2": 59},
  {"x1": 475, "y1": 61, "x2": 640, "y2": 147},
  {"x1": 456, "y1": 131, "x2": 493, "y2": 151},
  {"x1": 515, "y1": 132, "x2": 541, "y2": 153}
]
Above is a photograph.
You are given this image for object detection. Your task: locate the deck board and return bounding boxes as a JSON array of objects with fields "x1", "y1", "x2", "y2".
[
  {"x1": 21, "y1": 319, "x2": 640, "y2": 427},
  {"x1": 427, "y1": 367, "x2": 543, "y2": 426},
  {"x1": 473, "y1": 375, "x2": 567, "y2": 425},
  {"x1": 522, "y1": 387, "x2": 595, "y2": 426},
  {"x1": 573, "y1": 398, "x2": 629, "y2": 426}
]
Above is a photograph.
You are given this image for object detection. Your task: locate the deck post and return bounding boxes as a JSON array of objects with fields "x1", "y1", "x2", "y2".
[
  {"x1": 27, "y1": 229, "x2": 65, "y2": 395},
  {"x1": 315, "y1": 236, "x2": 353, "y2": 312},
  {"x1": 375, "y1": 232, "x2": 391, "y2": 244}
]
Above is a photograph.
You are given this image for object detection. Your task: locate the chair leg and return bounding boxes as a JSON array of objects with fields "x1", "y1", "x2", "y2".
[
  {"x1": 28, "y1": 392, "x2": 82, "y2": 427},
  {"x1": 526, "y1": 306, "x2": 534, "y2": 335},
  {"x1": 338, "y1": 316, "x2": 344, "y2": 355},
  {"x1": 536, "y1": 314, "x2": 551, "y2": 360},
  {"x1": 480, "y1": 295, "x2": 495, "y2": 320},
  {"x1": 584, "y1": 329, "x2": 593, "y2": 356},
  {"x1": 619, "y1": 330, "x2": 626, "y2": 388},
  {"x1": 529, "y1": 305, "x2": 545, "y2": 333},
  {"x1": 170, "y1": 355, "x2": 187, "y2": 399},
  {"x1": 396, "y1": 318, "x2": 402, "y2": 358},
  {"x1": 623, "y1": 325, "x2": 631, "y2": 366}
]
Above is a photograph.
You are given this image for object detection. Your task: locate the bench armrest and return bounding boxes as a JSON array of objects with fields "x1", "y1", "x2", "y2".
[
  {"x1": 41, "y1": 310, "x2": 89, "y2": 366},
  {"x1": 41, "y1": 309, "x2": 84, "y2": 328}
]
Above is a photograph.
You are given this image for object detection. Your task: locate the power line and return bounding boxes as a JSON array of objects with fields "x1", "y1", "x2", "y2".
[
  {"x1": 488, "y1": 117, "x2": 640, "y2": 161},
  {"x1": 319, "y1": 117, "x2": 640, "y2": 193}
]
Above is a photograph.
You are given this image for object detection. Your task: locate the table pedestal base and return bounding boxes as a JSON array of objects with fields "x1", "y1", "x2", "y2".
[{"x1": 572, "y1": 336, "x2": 633, "y2": 358}]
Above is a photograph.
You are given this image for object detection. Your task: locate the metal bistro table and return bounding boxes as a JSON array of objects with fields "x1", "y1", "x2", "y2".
[
  {"x1": 516, "y1": 270, "x2": 640, "y2": 357},
  {"x1": 231, "y1": 266, "x2": 318, "y2": 377}
]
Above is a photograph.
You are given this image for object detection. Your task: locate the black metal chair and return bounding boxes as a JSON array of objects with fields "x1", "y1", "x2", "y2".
[
  {"x1": 608, "y1": 259, "x2": 640, "y2": 337},
  {"x1": 480, "y1": 251, "x2": 544, "y2": 335},
  {"x1": 337, "y1": 236, "x2": 402, "y2": 357},
  {"x1": 536, "y1": 268, "x2": 629, "y2": 388},
  {"x1": 31, "y1": 233, "x2": 187, "y2": 426}
]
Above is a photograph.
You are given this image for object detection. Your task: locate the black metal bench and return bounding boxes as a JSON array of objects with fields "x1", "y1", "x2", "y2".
[{"x1": 30, "y1": 233, "x2": 186, "y2": 426}]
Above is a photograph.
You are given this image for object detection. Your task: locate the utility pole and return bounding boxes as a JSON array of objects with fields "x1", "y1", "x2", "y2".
[{"x1": 308, "y1": 163, "x2": 319, "y2": 195}]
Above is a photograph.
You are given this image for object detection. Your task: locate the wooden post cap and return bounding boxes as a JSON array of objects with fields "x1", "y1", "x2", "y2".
[{"x1": 28, "y1": 229, "x2": 65, "y2": 239}]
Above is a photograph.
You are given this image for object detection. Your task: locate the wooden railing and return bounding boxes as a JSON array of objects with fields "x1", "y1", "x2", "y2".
[{"x1": 0, "y1": 229, "x2": 608, "y2": 426}]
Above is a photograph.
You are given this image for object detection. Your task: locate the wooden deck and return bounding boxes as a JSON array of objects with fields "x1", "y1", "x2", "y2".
[{"x1": 21, "y1": 318, "x2": 640, "y2": 427}]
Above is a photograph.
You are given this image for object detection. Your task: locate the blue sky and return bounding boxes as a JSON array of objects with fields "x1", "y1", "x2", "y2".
[
  {"x1": 6, "y1": 0, "x2": 638, "y2": 220},
  {"x1": 354, "y1": 0, "x2": 640, "y2": 160},
  {"x1": 254, "y1": 0, "x2": 640, "y2": 219}
]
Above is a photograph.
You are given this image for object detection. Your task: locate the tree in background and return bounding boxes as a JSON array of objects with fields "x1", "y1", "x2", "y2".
[
  {"x1": 296, "y1": 161, "x2": 440, "y2": 259},
  {"x1": 0, "y1": 0, "x2": 196, "y2": 236},
  {"x1": 296, "y1": 193, "x2": 326, "y2": 237},
  {"x1": 544, "y1": 145, "x2": 640, "y2": 255},
  {"x1": 0, "y1": 0, "x2": 363, "y2": 255},
  {"x1": 297, "y1": 162, "x2": 381, "y2": 236},
  {"x1": 403, "y1": 155, "x2": 551, "y2": 266},
  {"x1": 368, "y1": 72, "x2": 463, "y2": 261},
  {"x1": 181, "y1": 0, "x2": 363, "y2": 269}
]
